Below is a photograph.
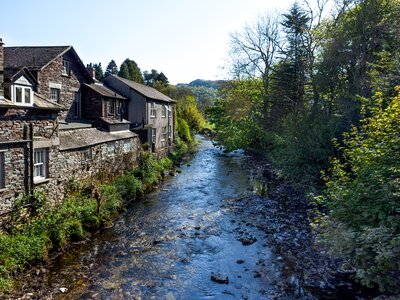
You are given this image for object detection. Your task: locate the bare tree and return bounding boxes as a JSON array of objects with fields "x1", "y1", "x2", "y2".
[{"x1": 228, "y1": 13, "x2": 281, "y2": 129}]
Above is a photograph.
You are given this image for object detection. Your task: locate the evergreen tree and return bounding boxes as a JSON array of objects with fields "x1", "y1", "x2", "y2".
[
  {"x1": 280, "y1": 2, "x2": 310, "y2": 116},
  {"x1": 104, "y1": 60, "x2": 118, "y2": 78},
  {"x1": 93, "y1": 63, "x2": 104, "y2": 81},
  {"x1": 118, "y1": 59, "x2": 144, "y2": 83},
  {"x1": 143, "y1": 69, "x2": 169, "y2": 87}
]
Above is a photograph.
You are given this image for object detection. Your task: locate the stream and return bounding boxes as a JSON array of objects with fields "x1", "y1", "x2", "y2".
[{"x1": 16, "y1": 137, "x2": 364, "y2": 299}]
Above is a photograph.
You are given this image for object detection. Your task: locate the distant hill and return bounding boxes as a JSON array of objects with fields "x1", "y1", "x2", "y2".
[
  {"x1": 177, "y1": 79, "x2": 227, "y2": 90},
  {"x1": 176, "y1": 79, "x2": 227, "y2": 112}
]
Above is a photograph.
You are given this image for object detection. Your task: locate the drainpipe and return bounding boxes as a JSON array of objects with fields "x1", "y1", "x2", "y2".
[{"x1": 29, "y1": 123, "x2": 34, "y2": 194}]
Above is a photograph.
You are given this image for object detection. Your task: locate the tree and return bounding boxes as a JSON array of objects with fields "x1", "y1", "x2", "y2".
[
  {"x1": 91, "y1": 63, "x2": 104, "y2": 81},
  {"x1": 143, "y1": 69, "x2": 169, "y2": 87},
  {"x1": 104, "y1": 60, "x2": 118, "y2": 78},
  {"x1": 118, "y1": 59, "x2": 144, "y2": 83},
  {"x1": 280, "y1": 2, "x2": 310, "y2": 116},
  {"x1": 229, "y1": 13, "x2": 281, "y2": 129}
]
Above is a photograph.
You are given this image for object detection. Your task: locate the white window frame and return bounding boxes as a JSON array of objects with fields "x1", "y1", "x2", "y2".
[
  {"x1": 161, "y1": 126, "x2": 168, "y2": 147},
  {"x1": 33, "y1": 148, "x2": 48, "y2": 182},
  {"x1": 150, "y1": 102, "x2": 157, "y2": 118},
  {"x1": 161, "y1": 105, "x2": 167, "y2": 118},
  {"x1": 12, "y1": 85, "x2": 33, "y2": 106},
  {"x1": 0, "y1": 152, "x2": 5, "y2": 189},
  {"x1": 62, "y1": 60, "x2": 70, "y2": 76},
  {"x1": 123, "y1": 141, "x2": 131, "y2": 153},
  {"x1": 107, "y1": 143, "x2": 115, "y2": 156},
  {"x1": 169, "y1": 125, "x2": 172, "y2": 139},
  {"x1": 50, "y1": 88, "x2": 60, "y2": 103},
  {"x1": 151, "y1": 128, "x2": 156, "y2": 144}
]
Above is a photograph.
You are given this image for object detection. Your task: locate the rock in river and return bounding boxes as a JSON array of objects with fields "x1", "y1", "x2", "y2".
[{"x1": 211, "y1": 272, "x2": 229, "y2": 284}]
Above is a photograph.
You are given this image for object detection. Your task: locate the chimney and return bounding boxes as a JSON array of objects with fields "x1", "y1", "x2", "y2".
[
  {"x1": 0, "y1": 38, "x2": 4, "y2": 100},
  {"x1": 86, "y1": 64, "x2": 96, "y2": 80}
]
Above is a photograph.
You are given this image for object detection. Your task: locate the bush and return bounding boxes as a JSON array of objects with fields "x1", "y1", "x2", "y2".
[
  {"x1": 318, "y1": 89, "x2": 400, "y2": 292},
  {"x1": 269, "y1": 112, "x2": 338, "y2": 189},
  {"x1": 114, "y1": 173, "x2": 144, "y2": 201}
]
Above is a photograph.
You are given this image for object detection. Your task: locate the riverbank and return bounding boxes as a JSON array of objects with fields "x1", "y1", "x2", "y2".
[
  {"x1": 240, "y1": 155, "x2": 380, "y2": 299},
  {"x1": 0, "y1": 137, "x2": 197, "y2": 297}
]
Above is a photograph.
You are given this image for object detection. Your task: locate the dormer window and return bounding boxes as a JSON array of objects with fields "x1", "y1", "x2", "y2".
[
  {"x1": 11, "y1": 75, "x2": 34, "y2": 106},
  {"x1": 62, "y1": 60, "x2": 70, "y2": 76}
]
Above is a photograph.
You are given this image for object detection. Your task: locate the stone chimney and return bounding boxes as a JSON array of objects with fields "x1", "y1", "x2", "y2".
[
  {"x1": 0, "y1": 38, "x2": 4, "y2": 100},
  {"x1": 86, "y1": 64, "x2": 96, "y2": 80}
]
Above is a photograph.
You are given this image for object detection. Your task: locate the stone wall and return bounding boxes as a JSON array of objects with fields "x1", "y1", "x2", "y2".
[
  {"x1": 37, "y1": 51, "x2": 90, "y2": 122},
  {"x1": 0, "y1": 107, "x2": 59, "y2": 212},
  {"x1": 0, "y1": 38, "x2": 4, "y2": 99},
  {"x1": 82, "y1": 86, "x2": 103, "y2": 119},
  {"x1": 34, "y1": 135, "x2": 141, "y2": 205}
]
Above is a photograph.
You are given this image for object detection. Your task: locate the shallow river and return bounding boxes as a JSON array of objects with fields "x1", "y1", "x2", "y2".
[{"x1": 32, "y1": 138, "x2": 315, "y2": 299}]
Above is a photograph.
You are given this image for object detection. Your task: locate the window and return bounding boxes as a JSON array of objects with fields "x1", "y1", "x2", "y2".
[
  {"x1": 82, "y1": 148, "x2": 92, "y2": 162},
  {"x1": 24, "y1": 88, "x2": 31, "y2": 104},
  {"x1": 72, "y1": 92, "x2": 80, "y2": 118},
  {"x1": 161, "y1": 126, "x2": 168, "y2": 147},
  {"x1": 123, "y1": 141, "x2": 131, "y2": 153},
  {"x1": 169, "y1": 125, "x2": 172, "y2": 139},
  {"x1": 161, "y1": 105, "x2": 167, "y2": 118},
  {"x1": 50, "y1": 88, "x2": 60, "y2": 103},
  {"x1": 107, "y1": 143, "x2": 115, "y2": 156},
  {"x1": 34, "y1": 148, "x2": 48, "y2": 181},
  {"x1": 0, "y1": 152, "x2": 4, "y2": 189},
  {"x1": 63, "y1": 60, "x2": 70, "y2": 75},
  {"x1": 150, "y1": 102, "x2": 156, "y2": 118},
  {"x1": 151, "y1": 128, "x2": 156, "y2": 144},
  {"x1": 15, "y1": 86, "x2": 22, "y2": 103},
  {"x1": 108, "y1": 100, "x2": 115, "y2": 115},
  {"x1": 13, "y1": 85, "x2": 32, "y2": 105}
]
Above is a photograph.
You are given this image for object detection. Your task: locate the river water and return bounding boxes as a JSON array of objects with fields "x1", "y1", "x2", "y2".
[{"x1": 29, "y1": 138, "x2": 317, "y2": 299}]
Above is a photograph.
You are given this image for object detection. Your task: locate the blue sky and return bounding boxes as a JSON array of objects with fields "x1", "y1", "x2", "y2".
[{"x1": 1, "y1": 0, "x2": 292, "y2": 84}]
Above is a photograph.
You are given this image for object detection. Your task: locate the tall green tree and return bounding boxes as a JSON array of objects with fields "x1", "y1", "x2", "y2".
[
  {"x1": 280, "y1": 2, "x2": 310, "y2": 116},
  {"x1": 143, "y1": 69, "x2": 169, "y2": 87},
  {"x1": 104, "y1": 60, "x2": 118, "y2": 78},
  {"x1": 118, "y1": 59, "x2": 144, "y2": 83},
  {"x1": 93, "y1": 63, "x2": 104, "y2": 81}
]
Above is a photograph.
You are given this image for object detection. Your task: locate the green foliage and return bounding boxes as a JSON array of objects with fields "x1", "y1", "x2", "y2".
[
  {"x1": 318, "y1": 89, "x2": 400, "y2": 292},
  {"x1": 114, "y1": 173, "x2": 144, "y2": 201},
  {"x1": 269, "y1": 113, "x2": 339, "y2": 188},
  {"x1": 143, "y1": 69, "x2": 168, "y2": 87},
  {"x1": 118, "y1": 58, "x2": 144, "y2": 83},
  {"x1": 134, "y1": 152, "x2": 172, "y2": 191},
  {"x1": 206, "y1": 79, "x2": 265, "y2": 152},
  {"x1": 177, "y1": 117, "x2": 192, "y2": 143},
  {"x1": 104, "y1": 59, "x2": 118, "y2": 78},
  {"x1": 176, "y1": 95, "x2": 206, "y2": 132}
]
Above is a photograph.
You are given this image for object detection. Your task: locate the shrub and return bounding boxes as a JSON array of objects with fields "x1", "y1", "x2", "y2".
[
  {"x1": 318, "y1": 89, "x2": 400, "y2": 292},
  {"x1": 114, "y1": 173, "x2": 144, "y2": 201}
]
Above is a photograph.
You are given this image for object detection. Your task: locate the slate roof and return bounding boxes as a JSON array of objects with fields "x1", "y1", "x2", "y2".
[
  {"x1": 0, "y1": 92, "x2": 62, "y2": 111},
  {"x1": 84, "y1": 83, "x2": 126, "y2": 100},
  {"x1": 59, "y1": 128, "x2": 137, "y2": 151},
  {"x1": 4, "y1": 46, "x2": 71, "y2": 70},
  {"x1": 108, "y1": 75, "x2": 176, "y2": 103}
]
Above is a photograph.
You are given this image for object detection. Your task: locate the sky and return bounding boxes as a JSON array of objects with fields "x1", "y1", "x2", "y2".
[{"x1": 0, "y1": 0, "x2": 293, "y2": 84}]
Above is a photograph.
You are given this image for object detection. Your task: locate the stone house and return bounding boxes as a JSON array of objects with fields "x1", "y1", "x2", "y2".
[
  {"x1": 104, "y1": 75, "x2": 175, "y2": 155},
  {"x1": 3, "y1": 45, "x2": 94, "y2": 122},
  {"x1": 83, "y1": 82, "x2": 130, "y2": 132},
  {"x1": 0, "y1": 39, "x2": 140, "y2": 214}
]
